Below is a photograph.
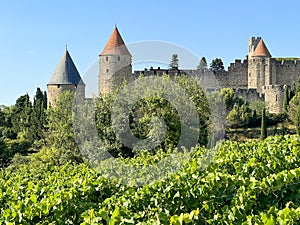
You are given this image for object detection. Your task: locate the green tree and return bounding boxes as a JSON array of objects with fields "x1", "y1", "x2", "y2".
[
  {"x1": 0, "y1": 107, "x2": 5, "y2": 127},
  {"x1": 250, "y1": 101, "x2": 266, "y2": 115},
  {"x1": 30, "y1": 88, "x2": 48, "y2": 142},
  {"x1": 0, "y1": 138, "x2": 8, "y2": 167},
  {"x1": 227, "y1": 101, "x2": 253, "y2": 127},
  {"x1": 197, "y1": 57, "x2": 207, "y2": 70},
  {"x1": 260, "y1": 108, "x2": 267, "y2": 140},
  {"x1": 282, "y1": 85, "x2": 289, "y2": 114},
  {"x1": 45, "y1": 91, "x2": 82, "y2": 165},
  {"x1": 220, "y1": 88, "x2": 235, "y2": 112},
  {"x1": 11, "y1": 94, "x2": 33, "y2": 139},
  {"x1": 210, "y1": 58, "x2": 224, "y2": 72},
  {"x1": 95, "y1": 75, "x2": 210, "y2": 156},
  {"x1": 295, "y1": 103, "x2": 300, "y2": 135},
  {"x1": 169, "y1": 54, "x2": 179, "y2": 70}
]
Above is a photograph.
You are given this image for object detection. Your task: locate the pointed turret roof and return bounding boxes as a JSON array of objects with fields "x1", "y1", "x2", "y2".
[
  {"x1": 100, "y1": 27, "x2": 131, "y2": 56},
  {"x1": 48, "y1": 50, "x2": 85, "y2": 85},
  {"x1": 252, "y1": 39, "x2": 272, "y2": 57}
]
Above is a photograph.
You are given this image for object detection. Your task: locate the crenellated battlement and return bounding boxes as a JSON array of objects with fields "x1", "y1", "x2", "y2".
[{"x1": 234, "y1": 88, "x2": 264, "y2": 103}]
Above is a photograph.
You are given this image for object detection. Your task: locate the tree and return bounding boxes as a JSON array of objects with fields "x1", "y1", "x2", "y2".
[
  {"x1": 210, "y1": 58, "x2": 224, "y2": 72},
  {"x1": 45, "y1": 91, "x2": 82, "y2": 165},
  {"x1": 0, "y1": 108, "x2": 5, "y2": 127},
  {"x1": 95, "y1": 75, "x2": 210, "y2": 155},
  {"x1": 282, "y1": 85, "x2": 289, "y2": 114},
  {"x1": 295, "y1": 103, "x2": 300, "y2": 135},
  {"x1": 227, "y1": 103, "x2": 252, "y2": 127},
  {"x1": 260, "y1": 108, "x2": 267, "y2": 140},
  {"x1": 11, "y1": 94, "x2": 33, "y2": 139},
  {"x1": 197, "y1": 57, "x2": 207, "y2": 70},
  {"x1": 169, "y1": 54, "x2": 179, "y2": 70},
  {"x1": 220, "y1": 88, "x2": 235, "y2": 112},
  {"x1": 30, "y1": 88, "x2": 48, "y2": 142}
]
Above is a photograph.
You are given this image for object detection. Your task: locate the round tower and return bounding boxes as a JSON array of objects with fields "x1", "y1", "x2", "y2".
[
  {"x1": 248, "y1": 39, "x2": 272, "y2": 93},
  {"x1": 98, "y1": 26, "x2": 132, "y2": 95},
  {"x1": 47, "y1": 49, "x2": 85, "y2": 106}
]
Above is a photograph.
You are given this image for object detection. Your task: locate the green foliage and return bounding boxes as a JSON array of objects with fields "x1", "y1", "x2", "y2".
[
  {"x1": 0, "y1": 138, "x2": 30, "y2": 167},
  {"x1": 275, "y1": 58, "x2": 298, "y2": 61},
  {"x1": 45, "y1": 91, "x2": 83, "y2": 165},
  {"x1": 295, "y1": 103, "x2": 300, "y2": 135},
  {"x1": 11, "y1": 93, "x2": 33, "y2": 139},
  {"x1": 0, "y1": 88, "x2": 48, "y2": 167},
  {"x1": 227, "y1": 101, "x2": 252, "y2": 127},
  {"x1": 169, "y1": 54, "x2": 179, "y2": 69},
  {"x1": 94, "y1": 75, "x2": 210, "y2": 156},
  {"x1": 221, "y1": 88, "x2": 235, "y2": 112},
  {"x1": 210, "y1": 58, "x2": 224, "y2": 72},
  {"x1": 283, "y1": 85, "x2": 289, "y2": 114},
  {"x1": 197, "y1": 56, "x2": 207, "y2": 70},
  {"x1": 30, "y1": 88, "x2": 47, "y2": 142},
  {"x1": 261, "y1": 108, "x2": 267, "y2": 140},
  {"x1": 1, "y1": 135, "x2": 300, "y2": 223},
  {"x1": 249, "y1": 100, "x2": 266, "y2": 114},
  {"x1": 288, "y1": 92, "x2": 300, "y2": 134}
]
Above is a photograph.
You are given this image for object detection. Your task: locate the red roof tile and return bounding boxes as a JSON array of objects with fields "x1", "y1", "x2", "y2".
[
  {"x1": 100, "y1": 27, "x2": 131, "y2": 56},
  {"x1": 252, "y1": 39, "x2": 271, "y2": 57}
]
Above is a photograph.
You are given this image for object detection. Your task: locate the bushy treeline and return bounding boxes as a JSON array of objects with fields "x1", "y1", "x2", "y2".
[
  {"x1": 1, "y1": 75, "x2": 216, "y2": 168},
  {"x1": 0, "y1": 88, "x2": 47, "y2": 167},
  {"x1": 2, "y1": 74, "x2": 300, "y2": 168}
]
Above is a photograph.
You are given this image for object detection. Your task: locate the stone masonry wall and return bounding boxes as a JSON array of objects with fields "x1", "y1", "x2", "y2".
[
  {"x1": 272, "y1": 59, "x2": 300, "y2": 86},
  {"x1": 98, "y1": 55, "x2": 132, "y2": 94},
  {"x1": 227, "y1": 59, "x2": 248, "y2": 89},
  {"x1": 234, "y1": 88, "x2": 264, "y2": 103},
  {"x1": 47, "y1": 84, "x2": 85, "y2": 106},
  {"x1": 264, "y1": 85, "x2": 284, "y2": 114}
]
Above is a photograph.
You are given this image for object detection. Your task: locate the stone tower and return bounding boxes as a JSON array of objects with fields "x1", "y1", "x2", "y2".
[
  {"x1": 47, "y1": 49, "x2": 85, "y2": 106},
  {"x1": 248, "y1": 37, "x2": 261, "y2": 58},
  {"x1": 98, "y1": 26, "x2": 132, "y2": 95},
  {"x1": 248, "y1": 39, "x2": 272, "y2": 93}
]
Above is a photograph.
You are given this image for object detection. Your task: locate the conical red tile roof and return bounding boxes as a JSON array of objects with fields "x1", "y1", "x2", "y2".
[
  {"x1": 100, "y1": 27, "x2": 131, "y2": 56},
  {"x1": 252, "y1": 39, "x2": 271, "y2": 57}
]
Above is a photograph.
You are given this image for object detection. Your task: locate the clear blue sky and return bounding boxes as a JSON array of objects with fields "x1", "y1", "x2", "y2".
[{"x1": 1, "y1": 0, "x2": 300, "y2": 105}]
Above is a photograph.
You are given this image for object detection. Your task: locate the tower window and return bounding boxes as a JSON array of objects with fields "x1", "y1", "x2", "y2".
[
  {"x1": 118, "y1": 56, "x2": 120, "y2": 61},
  {"x1": 57, "y1": 84, "x2": 60, "y2": 88},
  {"x1": 106, "y1": 69, "x2": 109, "y2": 73},
  {"x1": 106, "y1": 56, "x2": 108, "y2": 61}
]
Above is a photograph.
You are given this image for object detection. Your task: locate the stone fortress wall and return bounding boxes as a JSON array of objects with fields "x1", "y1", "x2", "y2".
[
  {"x1": 212, "y1": 37, "x2": 300, "y2": 114},
  {"x1": 47, "y1": 26, "x2": 300, "y2": 114}
]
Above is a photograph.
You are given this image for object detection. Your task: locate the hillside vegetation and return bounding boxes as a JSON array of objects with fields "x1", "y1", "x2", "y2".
[{"x1": 1, "y1": 135, "x2": 300, "y2": 224}]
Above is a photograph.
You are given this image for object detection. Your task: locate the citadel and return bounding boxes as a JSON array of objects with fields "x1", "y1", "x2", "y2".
[{"x1": 47, "y1": 27, "x2": 300, "y2": 114}]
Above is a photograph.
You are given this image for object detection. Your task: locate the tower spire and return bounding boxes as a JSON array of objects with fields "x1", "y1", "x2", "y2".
[
  {"x1": 252, "y1": 39, "x2": 271, "y2": 57},
  {"x1": 100, "y1": 27, "x2": 131, "y2": 56}
]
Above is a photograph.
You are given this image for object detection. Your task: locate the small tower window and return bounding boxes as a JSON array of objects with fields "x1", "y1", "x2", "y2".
[
  {"x1": 106, "y1": 69, "x2": 109, "y2": 73},
  {"x1": 106, "y1": 56, "x2": 108, "y2": 61},
  {"x1": 118, "y1": 56, "x2": 120, "y2": 61},
  {"x1": 57, "y1": 84, "x2": 60, "y2": 88}
]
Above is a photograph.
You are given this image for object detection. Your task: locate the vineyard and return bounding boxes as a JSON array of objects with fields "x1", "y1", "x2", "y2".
[{"x1": 1, "y1": 135, "x2": 300, "y2": 224}]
